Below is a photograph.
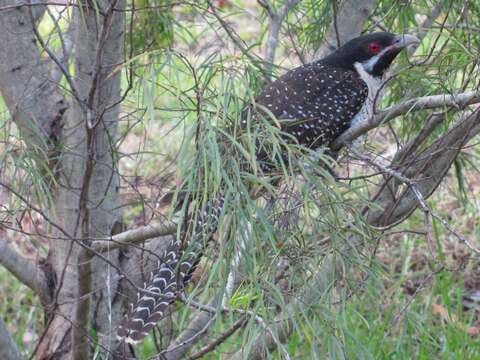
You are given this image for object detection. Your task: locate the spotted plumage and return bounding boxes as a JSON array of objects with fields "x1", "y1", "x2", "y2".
[
  {"x1": 118, "y1": 32, "x2": 419, "y2": 345},
  {"x1": 255, "y1": 63, "x2": 368, "y2": 149}
]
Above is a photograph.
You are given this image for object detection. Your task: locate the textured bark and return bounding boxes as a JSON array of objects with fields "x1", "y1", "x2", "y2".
[
  {"x1": 0, "y1": 3, "x2": 68, "y2": 355},
  {"x1": 0, "y1": 0, "x2": 67, "y2": 153},
  {"x1": 33, "y1": 2, "x2": 125, "y2": 358}
]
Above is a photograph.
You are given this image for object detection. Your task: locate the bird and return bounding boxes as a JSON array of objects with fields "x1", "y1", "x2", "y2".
[{"x1": 117, "y1": 32, "x2": 419, "y2": 344}]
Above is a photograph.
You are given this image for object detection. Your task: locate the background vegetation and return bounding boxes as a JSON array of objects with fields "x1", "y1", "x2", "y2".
[{"x1": 0, "y1": 0, "x2": 479, "y2": 359}]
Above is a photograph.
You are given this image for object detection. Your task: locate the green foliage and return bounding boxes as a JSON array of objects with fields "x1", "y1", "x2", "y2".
[
  {"x1": 0, "y1": 268, "x2": 42, "y2": 355},
  {"x1": 2, "y1": 0, "x2": 480, "y2": 359},
  {"x1": 112, "y1": 0, "x2": 480, "y2": 356},
  {"x1": 119, "y1": 1, "x2": 480, "y2": 358},
  {"x1": 129, "y1": 0, "x2": 174, "y2": 54}
]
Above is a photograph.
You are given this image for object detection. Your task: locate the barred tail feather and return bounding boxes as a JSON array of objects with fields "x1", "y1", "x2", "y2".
[
  {"x1": 117, "y1": 196, "x2": 224, "y2": 344},
  {"x1": 117, "y1": 237, "x2": 180, "y2": 343}
]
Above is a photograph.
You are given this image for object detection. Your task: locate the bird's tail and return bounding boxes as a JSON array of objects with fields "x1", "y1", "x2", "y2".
[{"x1": 117, "y1": 196, "x2": 224, "y2": 344}]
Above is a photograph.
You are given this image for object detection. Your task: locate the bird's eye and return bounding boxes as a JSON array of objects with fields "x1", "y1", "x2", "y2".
[{"x1": 368, "y1": 42, "x2": 381, "y2": 54}]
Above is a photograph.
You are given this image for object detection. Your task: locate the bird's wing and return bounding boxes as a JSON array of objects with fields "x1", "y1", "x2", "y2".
[{"x1": 255, "y1": 62, "x2": 369, "y2": 148}]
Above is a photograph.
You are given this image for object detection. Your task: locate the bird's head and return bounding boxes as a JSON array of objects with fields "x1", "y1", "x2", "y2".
[{"x1": 323, "y1": 32, "x2": 420, "y2": 77}]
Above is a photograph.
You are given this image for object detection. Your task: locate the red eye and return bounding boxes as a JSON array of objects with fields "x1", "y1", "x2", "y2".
[{"x1": 368, "y1": 42, "x2": 381, "y2": 54}]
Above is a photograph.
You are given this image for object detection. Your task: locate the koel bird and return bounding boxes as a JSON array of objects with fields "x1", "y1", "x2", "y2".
[{"x1": 117, "y1": 32, "x2": 419, "y2": 344}]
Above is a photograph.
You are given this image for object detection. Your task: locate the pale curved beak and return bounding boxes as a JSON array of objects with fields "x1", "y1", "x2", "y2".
[{"x1": 392, "y1": 34, "x2": 420, "y2": 49}]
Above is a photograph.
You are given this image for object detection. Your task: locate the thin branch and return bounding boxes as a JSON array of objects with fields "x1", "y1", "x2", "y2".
[
  {"x1": 392, "y1": 111, "x2": 446, "y2": 163},
  {"x1": 163, "y1": 299, "x2": 218, "y2": 360},
  {"x1": 187, "y1": 316, "x2": 247, "y2": 360},
  {"x1": 160, "y1": 314, "x2": 217, "y2": 359},
  {"x1": 348, "y1": 147, "x2": 437, "y2": 259},
  {"x1": 332, "y1": 90, "x2": 480, "y2": 149},
  {"x1": 49, "y1": 9, "x2": 76, "y2": 84},
  {"x1": 180, "y1": 296, "x2": 292, "y2": 360},
  {"x1": 207, "y1": 0, "x2": 269, "y2": 77},
  {"x1": 350, "y1": 147, "x2": 480, "y2": 255},
  {"x1": 92, "y1": 221, "x2": 177, "y2": 252},
  {"x1": 27, "y1": 0, "x2": 84, "y2": 107}
]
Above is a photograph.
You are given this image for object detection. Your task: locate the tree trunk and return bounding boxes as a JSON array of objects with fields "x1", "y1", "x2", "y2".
[{"x1": 35, "y1": 2, "x2": 126, "y2": 359}]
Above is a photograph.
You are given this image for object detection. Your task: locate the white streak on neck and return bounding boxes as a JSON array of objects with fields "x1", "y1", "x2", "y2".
[{"x1": 354, "y1": 62, "x2": 384, "y2": 119}]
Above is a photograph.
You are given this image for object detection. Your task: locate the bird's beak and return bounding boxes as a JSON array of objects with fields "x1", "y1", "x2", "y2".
[{"x1": 392, "y1": 34, "x2": 420, "y2": 49}]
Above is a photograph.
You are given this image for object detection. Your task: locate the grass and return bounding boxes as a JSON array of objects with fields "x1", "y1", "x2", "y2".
[{"x1": 0, "y1": 268, "x2": 42, "y2": 356}]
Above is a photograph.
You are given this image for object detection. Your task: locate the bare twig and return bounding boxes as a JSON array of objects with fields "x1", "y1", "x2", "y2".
[
  {"x1": 162, "y1": 299, "x2": 219, "y2": 360},
  {"x1": 49, "y1": 9, "x2": 76, "y2": 83},
  {"x1": 180, "y1": 296, "x2": 292, "y2": 360},
  {"x1": 159, "y1": 315, "x2": 218, "y2": 359},
  {"x1": 207, "y1": 0, "x2": 264, "y2": 71},
  {"x1": 351, "y1": 147, "x2": 480, "y2": 256},
  {"x1": 348, "y1": 148, "x2": 438, "y2": 259},
  {"x1": 27, "y1": 0, "x2": 83, "y2": 107}
]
